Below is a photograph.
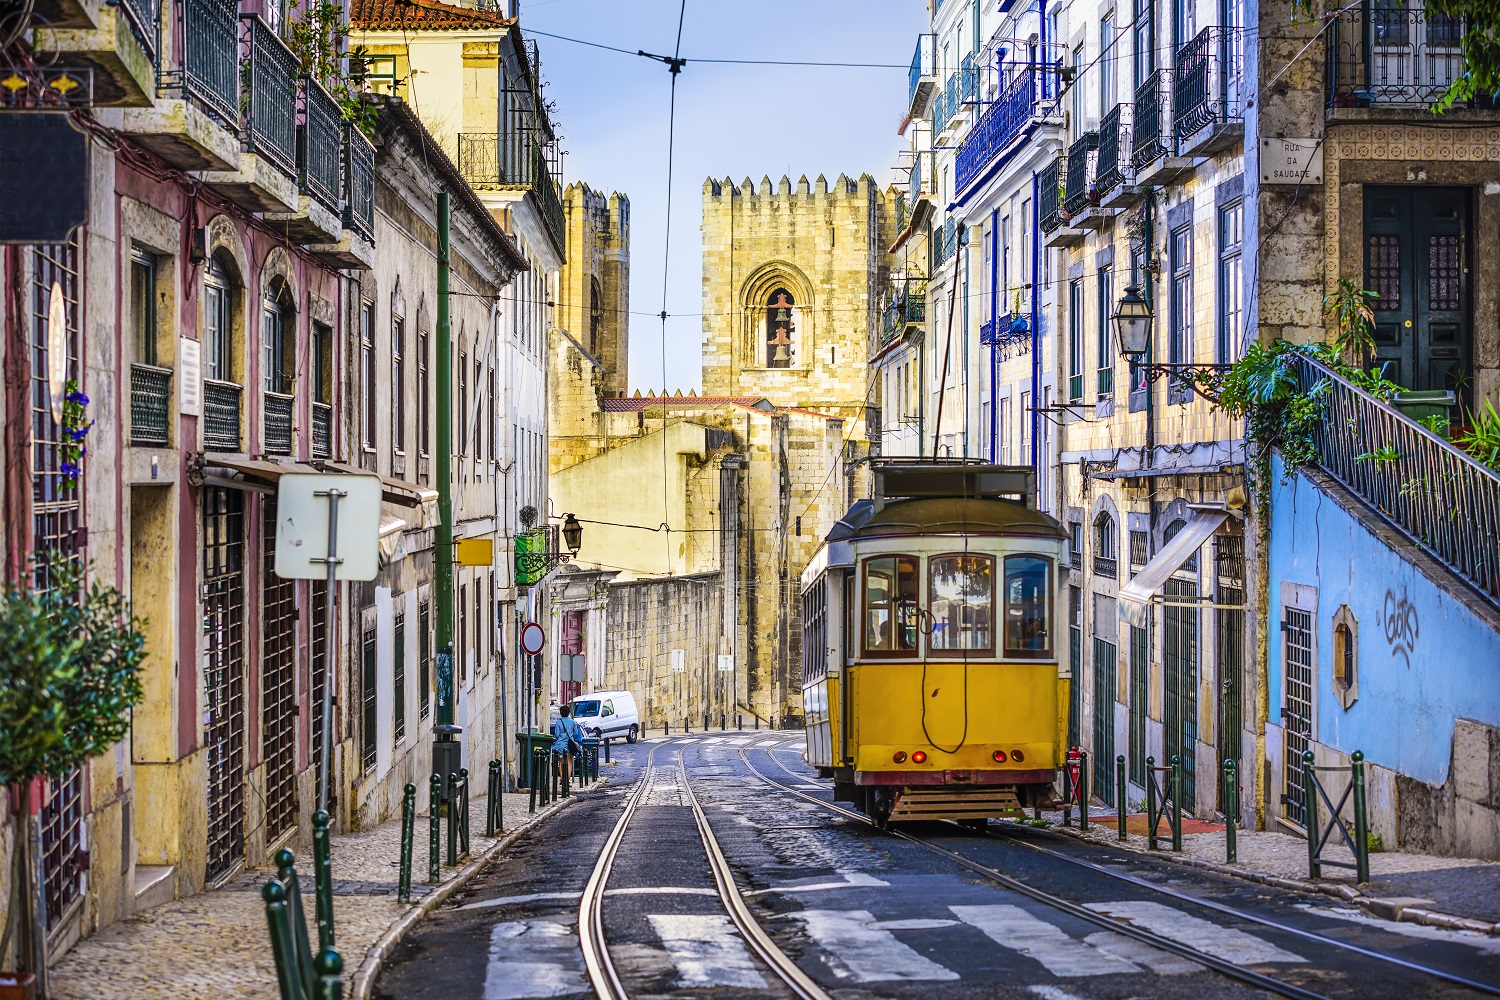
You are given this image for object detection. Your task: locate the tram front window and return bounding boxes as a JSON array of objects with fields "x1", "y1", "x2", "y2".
[
  {"x1": 1004, "y1": 555, "x2": 1053, "y2": 657},
  {"x1": 864, "y1": 555, "x2": 919, "y2": 654},
  {"x1": 929, "y1": 554, "x2": 995, "y2": 654}
]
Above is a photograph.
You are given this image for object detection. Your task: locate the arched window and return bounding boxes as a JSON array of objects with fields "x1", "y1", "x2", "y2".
[
  {"x1": 1093, "y1": 511, "x2": 1118, "y2": 579},
  {"x1": 262, "y1": 277, "x2": 295, "y2": 394},
  {"x1": 204, "y1": 254, "x2": 237, "y2": 384},
  {"x1": 589, "y1": 277, "x2": 603, "y2": 355},
  {"x1": 765, "y1": 287, "x2": 795, "y2": 368}
]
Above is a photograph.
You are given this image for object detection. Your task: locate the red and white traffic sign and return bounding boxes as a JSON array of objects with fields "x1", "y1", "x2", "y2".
[{"x1": 520, "y1": 621, "x2": 546, "y2": 656}]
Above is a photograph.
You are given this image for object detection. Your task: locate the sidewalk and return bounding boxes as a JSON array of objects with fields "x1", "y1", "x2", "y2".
[
  {"x1": 47, "y1": 780, "x2": 599, "y2": 1000},
  {"x1": 1037, "y1": 807, "x2": 1500, "y2": 932}
]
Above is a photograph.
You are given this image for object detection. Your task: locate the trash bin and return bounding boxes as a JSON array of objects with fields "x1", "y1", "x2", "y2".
[
  {"x1": 515, "y1": 730, "x2": 552, "y2": 789},
  {"x1": 1392, "y1": 389, "x2": 1455, "y2": 426}
]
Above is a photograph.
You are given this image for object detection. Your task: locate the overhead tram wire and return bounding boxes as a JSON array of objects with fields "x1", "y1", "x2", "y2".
[
  {"x1": 521, "y1": 26, "x2": 904, "y2": 69},
  {"x1": 654, "y1": 0, "x2": 688, "y2": 571}
]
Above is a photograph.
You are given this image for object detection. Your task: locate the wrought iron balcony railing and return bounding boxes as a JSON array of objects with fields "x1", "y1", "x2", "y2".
[
  {"x1": 311, "y1": 401, "x2": 332, "y2": 459},
  {"x1": 119, "y1": 0, "x2": 161, "y2": 63},
  {"x1": 1290, "y1": 353, "x2": 1500, "y2": 605},
  {"x1": 130, "y1": 364, "x2": 172, "y2": 447},
  {"x1": 241, "y1": 15, "x2": 299, "y2": 176},
  {"x1": 298, "y1": 76, "x2": 342, "y2": 211},
  {"x1": 1094, "y1": 554, "x2": 1119, "y2": 580},
  {"x1": 1173, "y1": 26, "x2": 1246, "y2": 141},
  {"x1": 1096, "y1": 104, "x2": 1133, "y2": 196},
  {"x1": 1039, "y1": 157, "x2": 1064, "y2": 233},
  {"x1": 456, "y1": 132, "x2": 565, "y2": 250},
  {"x1": 1327, "y1": 3, "x2": 1469, "y2": 108},
  {"x1": 515, "y1": 524, "x2": 565, "y2": 585},
  {"x1": 881, "y1": 279, "x2": 927, "y2": 343},
  {"x1": 909, "y1": 33, "x2": 936, "y2": 113},
  {"x1": 164, "y1": 0, "x2": 238, "y2": 126},
  {"x1": 909, "y1": 149, "x2": 937, "y2": 206},
  {"x1": 1063, "y1": 132, "x2": 1100, "y2": 217},
  {"x1": 1131, "y1": 68, "x2": 1173, "y2": 169},
  {"x1": 263, "y1": 390, "x2": 294, "y2": 456},
  {"x1": 203, "y1": 379, "x2": 242, "y2": 452},
  {"x1": 932, "y1": 216, "x2": 958, "y2": 269},
  {"x1": 343, "y1": 123, "x2": 375, "y2": 241},
  {"x1": 956, "y1": 69, "x2": 1038, "y2": 195}
]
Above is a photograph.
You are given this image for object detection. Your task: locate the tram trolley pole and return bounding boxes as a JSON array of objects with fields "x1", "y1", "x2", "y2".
[{"x1": 1116, "y1": 755, "x2": 1128, "y2": 841}]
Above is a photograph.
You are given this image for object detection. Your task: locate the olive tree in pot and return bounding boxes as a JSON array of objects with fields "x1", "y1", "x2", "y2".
[{"x1": 0, "y1": 559, "x2": 146, "y2": 997}]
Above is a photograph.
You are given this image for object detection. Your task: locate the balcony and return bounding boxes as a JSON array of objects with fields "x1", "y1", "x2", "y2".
[
  {"x1": 457, "y1": 132, "x2": 566, "y2": 255},
  {"x1": 34, "y1": 0, "x2": 156, "y2": 106},
  {"x1": 311, "y1": 402, "x2": 332, "y2": 459},
  {"x1": 1291, "y1": 352, "x2": 1500, "y2": 605},
  {"x1": 932, "y1": 216, "x2": 959, "y2": 270},
  {"x1": 263, "y1": 391, "x2": 294, "y2": 456},
  {"x1": 514, "y1": 525, "x2": 560, "y2": 586},
  {"x1": 198, "y1": 16, "x2": 299, "y2": 213},
  {"x1": 1173, "y1": 26, "x2": 1246, "y2": 157},
  {"x1": 1094, "y1": 554, "x2": 1119, "y2": 580},
  {"x1": 122, "y1": 0, "x2": 240, "y2": 170},
  {"x1": 956, "y1": 69, "x2": 1044, "y2": 195},
  {"x1": 1131, "y1": 69, "x2": 1192, "y2": 185},
  {"x1": 881, "y1": 279, "x2": 926, "y2": 345},
  {"x1": 130, "y1": 363, "x2": 172, "y2": 447},
  {"x1": 203, "y1": 380, "x2": 242, "y2": 452},
  {"x1": 314, "y1": 124, "x2": 376, "y2": 269},
  {"x1": 1096, "y1": 104, "x2": 1140, "y2": 207},
  {"x1": 1327, "y1": 4, "x2": 1472, "y2": 110},
  {"x1": 981, "y1": 312, "x2": 1032, "y2": 359},
  {"x1": 909, "y1": 33, "x2": 937, "y2": 120},
  {"x1": 1063, "y1": 132, "x2": 1102, "y2": 227},
  {"x1": 266, "y1": 76, "x2": 344, "y2": 243},
  {"x1": 1040, "y1": 156, "x2": 1084, "y2": 247}
]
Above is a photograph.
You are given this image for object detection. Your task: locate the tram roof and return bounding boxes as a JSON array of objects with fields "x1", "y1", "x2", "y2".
[{"x1": 829, "y1": 496, "x2": 1066, "y2": 541}]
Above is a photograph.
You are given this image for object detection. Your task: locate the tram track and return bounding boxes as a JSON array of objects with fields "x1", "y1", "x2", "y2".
[
  {"x1": 741, "y1": 737, "x2": 1500, "y2": 1000},
  {"x1": 578, "y1": 737, "x2": 832, "y2": 1000}
]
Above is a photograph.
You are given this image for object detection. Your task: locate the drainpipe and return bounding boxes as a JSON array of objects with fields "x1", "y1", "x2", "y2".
[
  {"x1": 989, "y1": 207, "x2": 999, "y2": 461},
  {"x1": 1030, "y1": 169, "x2": 1041, "y2": 469},
  {"x1": 962, "y1": 226, "x2": 971, "y2": 458}
]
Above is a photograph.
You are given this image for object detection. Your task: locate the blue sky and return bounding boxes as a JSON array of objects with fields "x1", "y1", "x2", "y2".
[{"x1": 524, "y1": 0, "x2": 927, "y2": 392}]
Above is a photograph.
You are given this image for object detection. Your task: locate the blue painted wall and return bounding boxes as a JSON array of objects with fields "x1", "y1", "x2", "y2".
[{"x1": 1267, "y1": 456, "x2": 1500, "y2": 786}]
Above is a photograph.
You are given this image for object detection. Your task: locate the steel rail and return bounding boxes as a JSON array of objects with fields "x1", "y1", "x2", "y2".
[
  {"x1": 736, "y1": 741, "x2": 1334, "y2": 1000},
  {"x1": 676, "y1": 753, "x2": 835, "y2": 1000}
]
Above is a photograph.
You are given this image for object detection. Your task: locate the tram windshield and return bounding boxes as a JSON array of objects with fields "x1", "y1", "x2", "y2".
[
  {"x1": 864, "y1": 555, "x2": 919, "y2": 654},
  {"x1": 928, "y1": 554, "x2": 995, "y2": 654},
  {"x1": 1004, "y1": 555, "x2": 1053, "y2": 657}
]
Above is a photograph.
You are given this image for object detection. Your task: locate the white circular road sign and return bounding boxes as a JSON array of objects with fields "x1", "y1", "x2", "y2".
[{"x1": 521, "y1": 621, "x2": 546, "y2": 656}]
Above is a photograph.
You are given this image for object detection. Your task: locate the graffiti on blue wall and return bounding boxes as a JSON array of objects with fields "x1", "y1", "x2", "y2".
[{"x1": 1381, "y1": 589, "x2": 1419, "y2": 668}]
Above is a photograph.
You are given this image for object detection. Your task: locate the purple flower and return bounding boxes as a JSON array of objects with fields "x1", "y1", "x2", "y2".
[
  {"x1": 60, "y1": 461, "x2": 78, "y2": 476},
  {"x1": 66, "y1": 391, "x2": 88, "y2": 406}
]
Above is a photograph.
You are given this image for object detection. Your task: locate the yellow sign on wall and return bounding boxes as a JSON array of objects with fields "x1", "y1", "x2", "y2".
[{"x1": 455, "y1": 537, "x2": 495, "y2": 567}]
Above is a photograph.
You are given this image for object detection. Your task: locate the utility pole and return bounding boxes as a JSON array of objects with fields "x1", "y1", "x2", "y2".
[{"x1": 433, "y1": 190, "x2": 462, "y2": 783}]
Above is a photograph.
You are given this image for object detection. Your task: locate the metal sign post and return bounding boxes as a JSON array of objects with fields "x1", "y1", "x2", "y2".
[{"x1": 314, "y1": 486, "x2": 344, "y2": 813}]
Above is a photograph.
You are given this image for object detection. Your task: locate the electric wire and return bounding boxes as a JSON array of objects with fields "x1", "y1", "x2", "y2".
[{"x1": 522, "y1": 26, "x2": 904, "y2": 69}]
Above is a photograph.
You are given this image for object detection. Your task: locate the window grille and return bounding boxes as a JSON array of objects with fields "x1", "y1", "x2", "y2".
[
  {"x1": 1282, "y1": 607, "x2": 1315, "y2": 826},
  {"x1": 203, "y1": 486, "x2": 247, "y2": 880},
  {"x1": 262, "y1": 502, "x2": 298, "y2": 841},
  {"x1": 362, "y1": 627, "x2": 378, "y2": 772},
  {"x1": 394, "y1": 612, "x2": 406, "y2": 745}
]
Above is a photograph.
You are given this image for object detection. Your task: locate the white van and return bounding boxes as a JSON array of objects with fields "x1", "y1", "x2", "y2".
[{"x1": 569, "y1": 691, "x2": 640, "y2": 743}]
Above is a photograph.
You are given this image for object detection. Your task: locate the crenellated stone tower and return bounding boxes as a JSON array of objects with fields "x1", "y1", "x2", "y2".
[
  {"x1": 560, "y1": 183, "x2": 630, "y2": 396},
  {"x1": 701, "y1": 173, "x2": 898, "y2": 441}
]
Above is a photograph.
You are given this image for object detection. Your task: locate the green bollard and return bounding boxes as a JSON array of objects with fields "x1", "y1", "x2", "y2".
[
  {"x1": 428, "y1": 773, "x2": 442, "y2": 883},
  {"x1": 399, "y1": 784, "x2": 416, "y2": 902},
  {"x1": 1303, "y1": 749, "x2": 1321, "y2": 879},
  {"x1": 275, "y1": 849, "x2": 315, "y2": 1000},
  {"x1": 315, "y1": 947, "x2": 343, "y2": 1000},
  {"x1": 1170, "y1": 755, "x2": 1183, "y2": 852},
  {"x1": 312, "y1": 810, "x2": 334, "y2": 951},
  {"x1": 487, "y1": 760, "x2": 500, "y2": 836},
  {"x1": 721, "y1": 712, "x2": 726, "y2": 731},
  {"x1": 563, "y1": 749, "x2": 572, "y2": 797},
  {"x1": 1078, "y1": 750, "x2": 1090, "y2": 831},
  {"x1": 1116, "y1": 755, "x2": 1127, "y2": 841},
  {"x1": 446, "y1": 772, "x2": 459, "y2": 867},
  {"x1": 528, "y1": 749, "x2": 539, "y2": 813},
  {"x1": 262, "y1": 880, "x2": 305, "y2": 1000},
  {"x1": 1145, "y1": 756, "x2": 1158, "y2": 850},
  {"x1": 1352, "y1": 750, "x2": 1370, "y2": 884},
  {"x1": 1223, "y1": 759, "x2": 1238, "y2": 864},
  {"x1": 459, "y1": 768, "x2": 471, "y2": 856}
]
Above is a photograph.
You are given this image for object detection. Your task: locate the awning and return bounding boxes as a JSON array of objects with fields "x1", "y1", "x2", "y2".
[
  {"x1": 316, "y1": 461, "x2": 424, "y2": 508},
  {"x1": 1118, "y1": 508, "x2": 1231, "y2": 627},
  {"x1": 1091, "y1": 464, "x2": 1241, "y2": 481},
  {"x1": 378, "y1": 512, "x2": 409, "y2": 568},
  {"x1": 200, "y1": 457, "x2": 319, "y2": 493}
]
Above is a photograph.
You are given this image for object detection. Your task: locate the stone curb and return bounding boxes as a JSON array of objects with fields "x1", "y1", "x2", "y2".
[
  {"x1": 1047, "y1": 822, "x2": 1500, "y2": 936},
  {"x1": 348, "y1": 791, "x2": 584, "y2": 1000}
]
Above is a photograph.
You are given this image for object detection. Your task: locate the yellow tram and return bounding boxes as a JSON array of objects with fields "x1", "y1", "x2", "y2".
[{"x1": 801, "y1": 462, "x2": 1068, "y2": 828}]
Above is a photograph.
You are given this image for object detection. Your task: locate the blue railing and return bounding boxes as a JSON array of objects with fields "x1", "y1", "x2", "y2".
[
  {"x1": 909, "y1": 33, "x2": 935, "y2": 109},
  {"x1": 956, "y1": 69, "x2": 1037, "y2": 194}
]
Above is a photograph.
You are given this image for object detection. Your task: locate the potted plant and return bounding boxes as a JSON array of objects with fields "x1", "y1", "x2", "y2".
[{"x1": 0, "y1": 559, "x2": 146, "y2": 997}]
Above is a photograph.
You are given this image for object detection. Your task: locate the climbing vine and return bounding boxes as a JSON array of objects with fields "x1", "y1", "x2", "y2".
[{"x1": 284, "y1": 0, "x2": 381, "y2": 137}]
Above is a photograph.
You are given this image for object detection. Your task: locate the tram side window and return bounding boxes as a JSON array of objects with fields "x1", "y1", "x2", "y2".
[
  {"x1": 1004, "y1": 555, "x2": 1053, "y2": 657},
  {"x1": 928, "y1": 554, "x2": 995, "y2": 654},
  {"x1": 864, "y1": 555, "x2": 919, "y2": 655}
]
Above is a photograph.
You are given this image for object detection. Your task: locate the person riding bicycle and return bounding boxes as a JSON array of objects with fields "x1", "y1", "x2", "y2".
[{"x1": 551, "y1": 703, "x2": 587, "y2": 784}]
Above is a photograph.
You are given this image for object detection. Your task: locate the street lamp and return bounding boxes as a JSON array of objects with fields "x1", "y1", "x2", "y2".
[
  {"x1": 562, "y1": 513, "x2": 583, "y2": 555},
  {"x1": 1112, "y1": 282, "x2": 1154, "y2": 359},
  {"x1": 516, "y1": 513, "x2": 584, "y2": 577}
]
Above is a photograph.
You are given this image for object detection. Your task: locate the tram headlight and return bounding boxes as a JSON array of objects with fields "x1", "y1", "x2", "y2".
[
  {"x1": 892, "y1": 751, "x2": 908, "y2": 763},
  {"x1": 911, "y1": 751, "x2": 927, "y2": 764},
  {"x1": 992, "y1": 750, "x2": 1008, "y2": 763},
  {"x1": 1012, "y1": 750, "x2": 1025, "y2": 762}
]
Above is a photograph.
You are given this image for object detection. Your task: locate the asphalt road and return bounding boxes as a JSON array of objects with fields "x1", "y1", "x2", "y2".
[{"x1": 373, "y1": 732, "x2": 1500, "y2": 1000}]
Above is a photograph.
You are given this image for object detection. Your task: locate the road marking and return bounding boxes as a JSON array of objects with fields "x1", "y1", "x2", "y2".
[
  {"x1": 482, "y1": 919, "x2": 586, "y2": 998},
  {"x1": 745, "y1": 871, "x2": 890, "y2": 897},
  {"x1": 458, "y1": 891, "x2": 580, "y2": 911},
  {"x1": 795, "y1": 908, "x2": 960, "y2": 982},
  {"x1": 951, "y1": 904, "x2": 1142, "y2": 977},
  {"x1": 872, "y1": 918, "x2": 959, "y2": 930},
  {"x1": 603, "y1": 886, "x2": 719, "y2": 897},
  {"x1": 1084, "y1": 901, "x2": 1305, "y2": 965},
  {"x1": 1296, "y1": 904, "x2": 1500, "y2": 954},
  {"x1": 648, "y1": 913, "x2": 767, "y2": 989},
  {"x1": 1027, "y1": 986, "x2": 1090, "y2": 1000},
  {"x1": 1082, "y1": 931, "x2": 1202, "y2": 974}
]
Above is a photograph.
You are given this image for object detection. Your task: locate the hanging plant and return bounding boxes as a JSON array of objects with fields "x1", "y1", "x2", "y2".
[{"x1": 59, "y1": 380, "x2": 91, "y2": 490}]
